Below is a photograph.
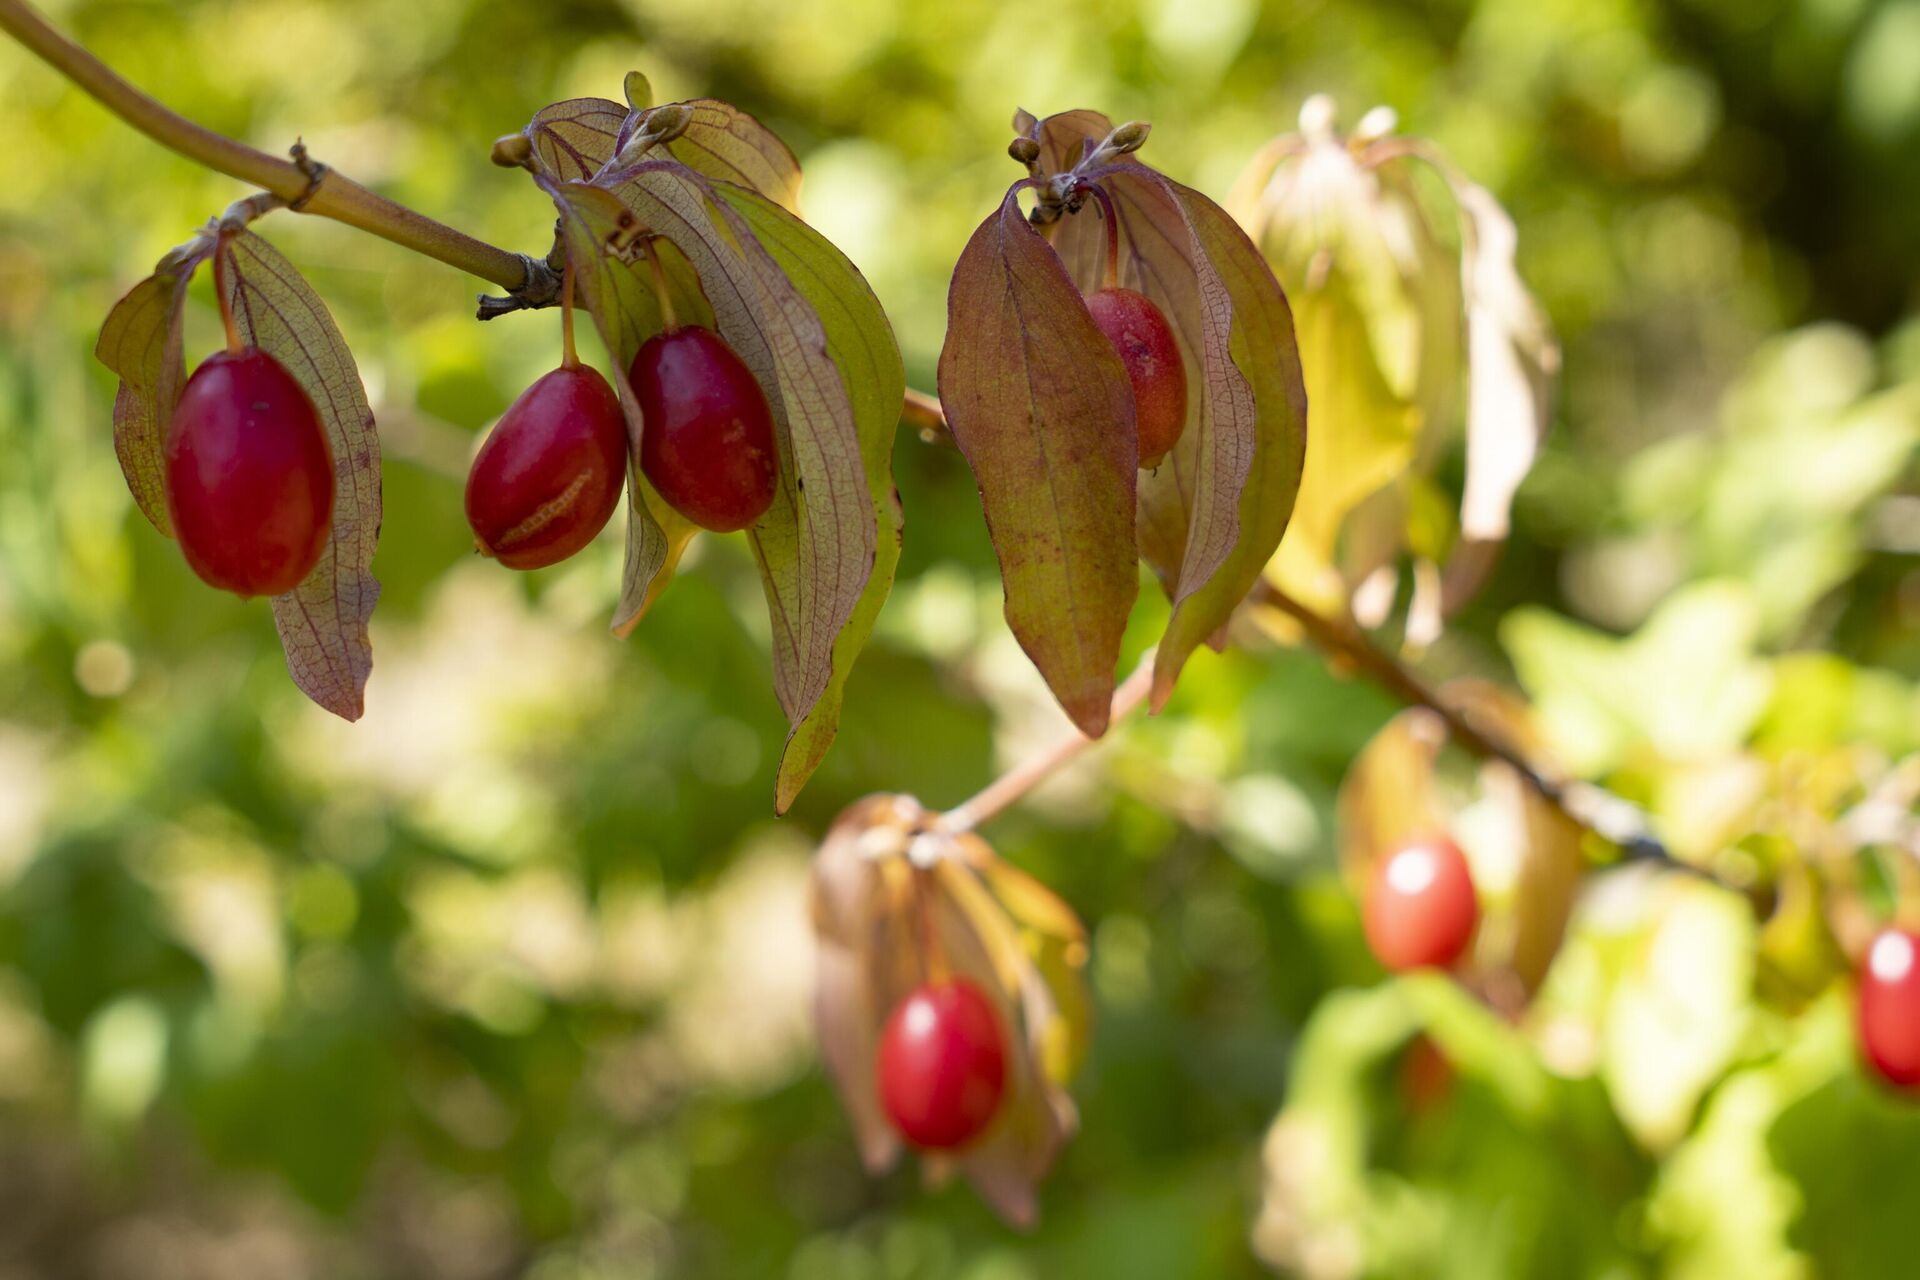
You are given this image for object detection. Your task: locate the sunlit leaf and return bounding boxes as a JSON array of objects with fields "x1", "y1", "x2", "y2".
[
  {"x1": 525, "y1": 96, "x2": 629, "y2": 182},
  {"x1": 713, "y1": 184, "x2": 904, "y2": 812},
  {"x1": 95, "y1": 240, "x2": 215, "y2": 536},
  {"x1": 937, "y1": 185, "x2": 1139, "y2": 736},
  {"x1": 216, "y1": 231, "x2": 380, "y2": 721},
  {"x1": 540, "y1": 181, "x2": 705, "y2": 631},
  {"x1": 524, "y1": 91, "x2": 803, "y2": 212}
]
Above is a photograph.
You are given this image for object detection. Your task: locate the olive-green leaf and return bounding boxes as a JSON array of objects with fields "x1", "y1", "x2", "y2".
[
  {"x1": 585, "y1": 165, "x2": 875, "y2": 748},
  {"x1": 539, "y1": 179, "x2": 707, "y2": 632},
  {"x1": 216, "y1": 231, "x2": 381, "y2": 721},
  {"x1": 713, "y1": 183, "x2": 904, "y2": 813},
  {"x1": 95, "y1": 240, "x2": 215, "y2": 536},
  {"x1": 937, "y1": 185, "x2": 1140, "y2": 737}
]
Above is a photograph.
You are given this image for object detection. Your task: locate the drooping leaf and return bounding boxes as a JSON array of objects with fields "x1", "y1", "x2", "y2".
[
  {"x1": 937, "y1": 185, "x2": 1140, "y2": 736},
  {"x1": 540, "y1": 180, "x2": 705, "y2": 632},
  {"x1": 95, "y1": 240, "x2": 215, "y2": 535},
  {"x1": 713, "y1": 184, "x2": 904, "y2": 812},
  {"x1": 579, "y1": 165, "x2": 876, "y2": 740},
  {"x1": 216, "y1": 231, "x2": 380, "y2": 721},
  {"x1": 1029, "y1": 112, "x2": 1308, "y2": 707},
  {"x1": 1450, "y1": 175, "x2": 1558, "y2": 543}
]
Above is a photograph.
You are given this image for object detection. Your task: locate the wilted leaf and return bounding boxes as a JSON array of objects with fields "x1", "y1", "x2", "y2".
[
  {"x1": 95, "y1": 240, "x2": 215, "y2": 535},
  {"x1": 217, "y1": 231, "x2": 380, "y2": 721},
  {"x1": 713, "y1": 184, "x2": 904, "y2": 812},
  {"x1": 937, "y1": 185, "x2": 1139, "y2": 736}
]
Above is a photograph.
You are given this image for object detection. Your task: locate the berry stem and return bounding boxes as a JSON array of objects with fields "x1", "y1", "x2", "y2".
[
  {"x1": 212, "y1": 237, "x2": 243, "y2": 355},
  {"x1": 641, "y1": 237, "x2": 679, "y2": 333},
  {"x1": 560, "y1": 255, "x2": 579, "y2": 370},
  {"x1": 1085, "y1": 181, "x2": 1121, "y2": 291},
  {"x1": 0, "y1": 0, "x2": 555, "y2": 304}
]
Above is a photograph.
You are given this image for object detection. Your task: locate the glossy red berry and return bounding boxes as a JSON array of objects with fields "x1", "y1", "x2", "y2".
[
  {"x1": 1858, "y1": 927, "x2": 1920, "y2": 1089},
  {"x1": 1085, "y1": 286, "x2": 1187, "y2": 467},
  {"x1": 165, "y1": 347, "x2": 334, "y2": 597},
  {"x1": 1363, "y1": 834, "x2": 1479, "y2": 973},
  {"x1": 466, "y1": 364, "x2": 628, "y2": 570},
  {"x1": 629, "y1": 326, "x2": 778, "y2": 533},
  {"x1": 876, "y1": 977, "x2": 1008, "y2": 1150}
]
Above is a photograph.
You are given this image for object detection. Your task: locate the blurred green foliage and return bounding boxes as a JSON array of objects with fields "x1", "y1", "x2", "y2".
[{"x1": 2, "y1": 0, "x2": 1918, "y2": 1276}]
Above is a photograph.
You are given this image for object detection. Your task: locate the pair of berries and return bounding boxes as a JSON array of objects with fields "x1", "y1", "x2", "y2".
[
  {"x1": 165, "y1": 317, "x2": 776, "y2": 596},
  {"x1": 465, "y1": 324, "x2": 778, "y2": 569}
]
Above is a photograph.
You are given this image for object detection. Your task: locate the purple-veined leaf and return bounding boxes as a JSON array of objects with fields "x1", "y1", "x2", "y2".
[
  {"x1": 524, "y1": 90, "x2": 803, "y2": 212},
  {"x1": 937, "y1": 186, "x2": 1140, "y2": 736},
  {"x1": 540, "y1": 180, "x2": 706, "y2": 632},
  {"x1": 712, "y1": 184, "x2": 904, "y2": 813},
  {"x1": 526, "y1": 96, "x2": 630, "y2": 182},
  {"x1": 216, "y1": 232, "x2": 380, "y2": 720},
  {"x1": 95, "y1": 240, "x2": 214, "y2": 535},
  {"x1": 563, "y1": 164, "x2": 875, "y2": 747}
]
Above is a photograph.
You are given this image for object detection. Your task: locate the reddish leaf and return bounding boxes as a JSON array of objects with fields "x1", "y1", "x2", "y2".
[
  {"x1": 95, "y1": 240, "x2": 214, "y2": 535},
  {"x1": 524, "y1": 90, "x2": 802, "y2": 211},
  {"x1": 936, "y1": 187, "x2": 1140, "y2": 737},
  {"x1": 216, "y1": 232, "x2": 381, "y2": 720}
]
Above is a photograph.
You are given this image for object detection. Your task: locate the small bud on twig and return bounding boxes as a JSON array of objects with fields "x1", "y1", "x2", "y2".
[{"x1": 491, "y1": 133, "x2": 534, "y2": 169}]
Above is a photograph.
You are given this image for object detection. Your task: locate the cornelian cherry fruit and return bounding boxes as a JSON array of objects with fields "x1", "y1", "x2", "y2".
[
  {"x1": 1363, "y1": 834, "x2": 1479, "y2": 973},
  {"x1": 466, "y1": 364, "x2": 628, "y2": 570},
  {"x1": 165, "y1": 347, "x2": 334, "y2": 598},
  {"x1": 1857, "y1": 926, "x2": 1920, "y2": 1090},
  {"x1": 876, "y1": 977, "x2": 1008, "y2": 1150},
  {"x1": 629, "y1": 326, "x2": 777, "y2": 532},
  {"x1": 1086, "y1": 286, "x2": 1187, "y2": 467}
]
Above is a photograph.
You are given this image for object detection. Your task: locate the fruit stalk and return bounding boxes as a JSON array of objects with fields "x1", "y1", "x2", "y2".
[{"x1": 0, "y1": 0, "x2": 551, "y2": 298}]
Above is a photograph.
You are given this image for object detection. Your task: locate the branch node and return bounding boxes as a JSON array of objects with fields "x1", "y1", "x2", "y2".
[
  {"x1": 286, "y1": 139, "x2": 329, "y2": 210},
  {"x1": 475, "y1": 252, "x2": 565, "y2": 320}
]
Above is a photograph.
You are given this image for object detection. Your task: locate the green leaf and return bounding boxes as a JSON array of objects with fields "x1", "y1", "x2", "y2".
[
  {"x1": 95, "y1": 240, "x2": 214, "y2": 535},
  {"x1": 216, "y1": 231, "x2": 381, "y2": 721},
  {"x1": 712, "y1": 184, "x2": 905, "y2": 812},
  {"x1": 936, "y1": 185, "x2": 1140, "y2": 736},
  {"x1": 540, "y1": 181, "x2": 706, "y2": 632},
  {"x1": 588, "y1": 165, "x2": 877, "y2": 748}
]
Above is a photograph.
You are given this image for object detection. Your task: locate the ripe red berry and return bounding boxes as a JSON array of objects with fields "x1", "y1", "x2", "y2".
[
  {"x1": 876, "y1": 977, "x2": 1008, "y2": 1150},
  {"x1": 1363, "y1": 834, "x2": 1479, "y2": 973},
  {"x1": 1858, "y1": 927, "x2": 1920, "y2": 1089},
  {"x1": 466, "y1": 364, "x2": 628, "y2": 570},
  {"x1": 1085, "y1": 286, "x2": 1187, "y2": 467},
  {"x1": 629, "y1": 326, "x2": 778, "y2": 533},
  {"x1": 165, "y1": 347, "x2": 334, "y2": 597}
]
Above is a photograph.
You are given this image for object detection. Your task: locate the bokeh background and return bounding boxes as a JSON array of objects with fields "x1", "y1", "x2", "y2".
[{"x1": 3, "y1": 0, "x2": 1920, "y2": 1276}]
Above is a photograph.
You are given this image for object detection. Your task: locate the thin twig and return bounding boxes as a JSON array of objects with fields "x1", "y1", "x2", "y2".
[
  {"x1": 938, "y1": 651, "x2": 1157, "y2": 833},
  {"x1": 1250, "y1": 579, "x2": 1720, "y2": 882},
  {"x1": 0, "y1": 0, "x2": 555, "y2": 303},
  {"x1": 901, "y1": 387, "x2": 952, "y2": 445}
]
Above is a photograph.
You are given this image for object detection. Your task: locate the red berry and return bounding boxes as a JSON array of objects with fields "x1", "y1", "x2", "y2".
[
  {"x1": 1363, "y1": 834, "x2": 1479, "y2": 973},
  {"x1": 629, "y1": 326, "x2": 778, "y2": 532},
  {"x1": 466, "y1": 364, "x2": 628, "y2": 570},
  {"x1": 165, "y1": 347, "x2": 334, "y2": 597},
  {"x1": 1085, "y1": 286, "x2": 1187, "y2": 467},
  {"x1": 1858, "y1": 927, "x2": 1920, "y2": 1089},
  {"x1": 876, "y1": 977, "x2": 1008, "y2": 1150}
]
